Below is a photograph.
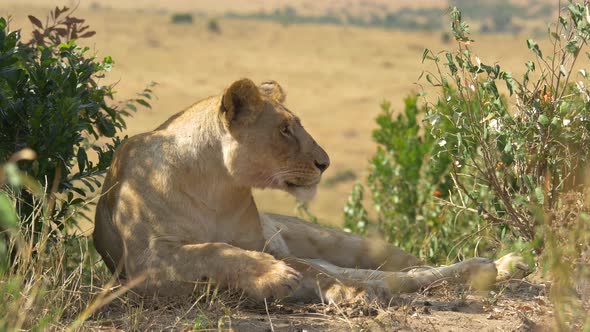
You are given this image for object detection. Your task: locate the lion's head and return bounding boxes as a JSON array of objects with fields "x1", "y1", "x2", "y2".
[{"x1": 220, "y1": 78, "x2": 329, "y2": 202}]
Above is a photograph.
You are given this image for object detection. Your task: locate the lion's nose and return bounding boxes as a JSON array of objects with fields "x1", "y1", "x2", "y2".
[{"x1": 314, "y1": 160, "x2": 329, "y2": 174}]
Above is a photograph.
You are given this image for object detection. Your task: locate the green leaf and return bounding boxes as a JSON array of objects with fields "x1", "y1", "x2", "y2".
[
  {"x1": 499, "y1": 71, "x2": 516, "y2": 96},
  {"x1": 0, "y1": 193, "x2": 18, "y2": 229},
  {"x1": 135, "y1": 99, "x2": 151, "y2": 108},
  {"x1": 568, "y1": 3, "x2": 583, "y2": 17},
  {"x1": 28, "y1": 15, "x2": 43, "y2": 29},
  {"x1": 535, "y1": 187, "x2": 544, "y2": 205},
  {"x1": 538, "y1": 114, "x2": 549, "y2": 125},
  {"x1": 126, "y1": 103, "x2": 137, "y2": 112},
  {"x1": 426, "y1": 74, "x2": 434, "y2": 85},
  {"x1": 565, "y1": 41, "x2": 580, "y2": 55},
  {"x1": 422, "y1": 49, "x2": 430, "y2": 63},
  {"x1": 526, "y1": 39, "x2": 542, "y2": 58},
  {"x1": 445, "y1": 52, "x2": 457, "y2": 75},
  {"x1": 559, "y1": 16, "x2": 568, "y2": 29},
  {"x1": 77, "y1": 148, "x2": 87, "y2": 173}
]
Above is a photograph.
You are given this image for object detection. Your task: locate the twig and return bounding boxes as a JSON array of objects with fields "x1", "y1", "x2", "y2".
[{"x1": 264, "y1": 298, "x2": 275, "y2": 332}]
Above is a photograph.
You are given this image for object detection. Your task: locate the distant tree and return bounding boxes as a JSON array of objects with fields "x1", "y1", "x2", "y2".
[
  {"x1": 208, "y1": 18, "x2": 220, "y2": 33},
  {"x1": 171, "y1": 13, "x2": 193, "y2": 24}
]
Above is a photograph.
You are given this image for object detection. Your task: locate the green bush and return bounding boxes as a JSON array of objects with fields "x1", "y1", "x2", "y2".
[
  {"x1": 0, "y1": 7, "x2": 153, "y2": 329},
  {"x1": 208, "y1": 18, "x2": 221, "y2": 33},
  {"x1": 422, "y1": 5, "x2": 590, "y2": 247},
  {"x1": 346, "y1": 1, "x2": 590, "y2": 327},
  {"x1": 171, "y1": 13, "x2": 194, "y2": 24},
  {"x1": 344, "y1": 96, "x2": 496, "y2": 263},
  {"x1": 0, "y1": 8, "x2": 152, "y2": 242},
  {"x1": 425, "y1": 5, "x2": 590, "y2": 328}
]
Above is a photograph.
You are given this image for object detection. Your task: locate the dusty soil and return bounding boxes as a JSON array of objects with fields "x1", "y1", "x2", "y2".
[{"x1": 85, "y1": 280, "x2": 553, "y2": 331}]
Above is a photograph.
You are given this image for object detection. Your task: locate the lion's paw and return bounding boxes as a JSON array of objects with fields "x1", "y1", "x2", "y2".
[
  {"x1": 238, "y1": 254, "x2": 301, "y2": 301},
  {"x1": 456, "y1": 257, "x2": 498, "y2": 289},
  {"x1": 494, "y1": 253, "x2": 531, "y2": 281},
  {"x1": 322, "y1": 280, "x2": 391, "y2": 305}
]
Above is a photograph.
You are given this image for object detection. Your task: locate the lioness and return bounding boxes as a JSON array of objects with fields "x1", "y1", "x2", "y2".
[{"x1": 93, "y1": 79, "x2": 524, "y2": 303}]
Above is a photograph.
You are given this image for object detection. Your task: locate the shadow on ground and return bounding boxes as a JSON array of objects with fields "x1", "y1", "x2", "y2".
[{"x1": 84, "y1": 280, "x2": 552, "y2": 331}]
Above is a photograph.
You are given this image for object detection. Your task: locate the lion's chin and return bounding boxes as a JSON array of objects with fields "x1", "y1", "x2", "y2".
[{"x1": 285, "y1": 184, "x2": 318, "y2": 203}]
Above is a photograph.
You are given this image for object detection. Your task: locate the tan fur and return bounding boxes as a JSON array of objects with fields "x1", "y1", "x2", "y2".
[{"x1": 93, "y1": 79, "x2": 524, "y2": 304}]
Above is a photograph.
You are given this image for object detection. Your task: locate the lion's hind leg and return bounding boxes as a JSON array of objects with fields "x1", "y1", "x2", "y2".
[
  {"x1": 284, "y1": 258, "x2": 395, "y2": 304},
  {"x1": 265, "y1": 213, "x2": 423, "y2": 271},
  {"x1": 285, "y1": 257, "x2": 498, "y2": 304}
]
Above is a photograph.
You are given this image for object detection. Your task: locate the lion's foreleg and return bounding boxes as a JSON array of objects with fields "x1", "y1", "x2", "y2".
[{"x1": 140, "y1": 242, "x2": 301, "y2": 301}]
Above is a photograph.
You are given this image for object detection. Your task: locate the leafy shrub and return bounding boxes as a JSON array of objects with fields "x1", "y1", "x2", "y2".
[
  {"x1": 344, "y1": 96, "x2": 495, "y2": 263},
  {"x1": 346, "y1": 1, "x2": 590, "y2": 327},
  {"x1": 424, "y1": 4, "x2": 590, "y2": 328},
  {"x1": 208, "y1": 18, "x2": 221, "y2": 33},
  {"x1": 0, "y1": 7, "x2": 153, "y2": 329},
  {"x1": 171, "y1": 13, "x2": 194, "y2": 24},
  {"x1": 422, "y1": 4, "x2": 590, "y2": 247},
  {"x1": 0, "y1": 8, "x2": 153, "y2": 242}
]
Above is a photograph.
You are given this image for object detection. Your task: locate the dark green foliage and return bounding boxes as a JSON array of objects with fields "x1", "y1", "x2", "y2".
[
  {"x1": 208, "y1": 19, "x2": 221, "y2": 33},
  {"x1": 0, "y1": 9, "x2": 152, "y2": 238},
  {"x1": 344, "y1": 96, "x2": 492, "y2": 263},
  {"x1": 171, "y1": 13, "x2": 194, "y2": 24},
  {"x1": 225, "y1": 2, "x2": 553, "y2": 33},
  {"x1": 225, "y1": 7, "x2": 342, "y2": 27}
]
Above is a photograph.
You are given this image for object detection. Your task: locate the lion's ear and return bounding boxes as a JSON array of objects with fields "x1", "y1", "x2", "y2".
[
  {"x1": 258, "y1": 81, "x2": 286, "y2": 103},
  {"x1": 221, "y1": 78, "x2": 263, "y2": 125}
]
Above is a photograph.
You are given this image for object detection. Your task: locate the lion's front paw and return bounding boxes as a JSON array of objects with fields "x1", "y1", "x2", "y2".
[
  {"x1": 237, "y1": 254, "x2": 301, "y2": 301},
  {"x1": 457, "y1": 257, "x2": 498, "y2": 289},
  {"x1": 495, "y1": 253, "x2": 531, "y2": 281},
  {"x1": 321, "y1": 280, "x2": 391, "y2": 305}
]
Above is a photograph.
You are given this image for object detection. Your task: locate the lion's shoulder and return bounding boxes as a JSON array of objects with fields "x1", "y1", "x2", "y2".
[{"x1": 155, "y1": 96, "x2": 220, "y2": 131}]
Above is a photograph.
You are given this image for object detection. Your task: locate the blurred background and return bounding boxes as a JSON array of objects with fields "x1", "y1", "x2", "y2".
[{"x1": 1, "y1": 0, "x2": 555, "y2": 227}]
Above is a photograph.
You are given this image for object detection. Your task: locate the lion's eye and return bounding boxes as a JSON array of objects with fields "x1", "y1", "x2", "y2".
[{"x1": 280, "y1": 124, "x2": 291, "y2": 136}]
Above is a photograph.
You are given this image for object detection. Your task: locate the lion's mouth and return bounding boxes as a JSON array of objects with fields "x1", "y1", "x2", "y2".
[
  {"x1": 282, "y1": 179, "x2": 319, "y2": 203},
  {"x1": 285, "y1": 181, "x2": 300, "y2": 188},
  {"x1": 284, "y1": 179, "x2": 319, "y2": 189}
]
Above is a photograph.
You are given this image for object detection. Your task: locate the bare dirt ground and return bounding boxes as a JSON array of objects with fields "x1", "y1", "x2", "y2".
[{"x1": 82, "y1": 280, "x2": 553, "y2": 331}]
